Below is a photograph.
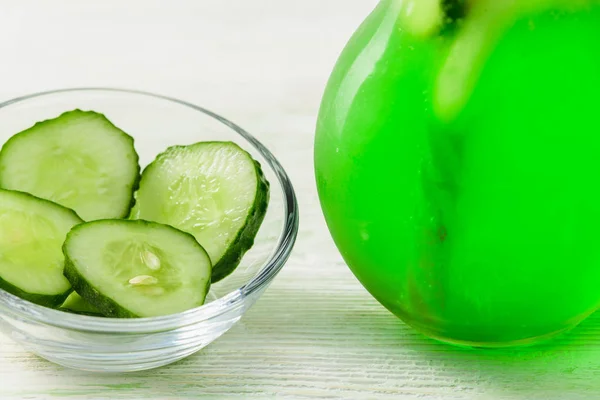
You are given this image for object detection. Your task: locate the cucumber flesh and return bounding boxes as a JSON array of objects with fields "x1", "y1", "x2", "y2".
[
  {"x1": 59, "y1": 291, "x2": 104, "y2": 316},
  {"x1": 63, "y1": 220, "x2": 212, "y2": 318},
  {"x1": 0, "y1": 110, "x2": 140, "y2": 221},
  {"x1": 0, "y1": 189, "x2": 82, "y2": 307},
  {"x1": 129, "y1": 141, "x2": 269, "y2": 282}
]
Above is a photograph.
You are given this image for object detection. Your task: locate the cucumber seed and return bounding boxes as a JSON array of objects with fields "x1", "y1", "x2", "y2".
[
  {"x1": 129, "y1": 275, "x2": 158, "y2": 286},
  {"x1": 142, "y1": 250, "x2": 161, "y2": 271}
]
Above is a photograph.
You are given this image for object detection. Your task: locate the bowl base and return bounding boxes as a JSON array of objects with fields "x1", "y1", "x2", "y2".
[{"x1": 30, "y1": 346, "x2": 204, "y2": 373}]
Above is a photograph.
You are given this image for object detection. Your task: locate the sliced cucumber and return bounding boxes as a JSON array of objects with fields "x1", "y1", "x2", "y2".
[
  {"x1": 59, "y1": 292, "x2": 104, "y2": 317},
  {"x1": 0, "y1": 189, "x2": 82, "y2": 307},
  {"x1": 63, "y1": 220, "x2": 212, "y2": 318},
  {"x1": 0, "y1": 110, "x2": 140, "y2": 221},
  {"x1": 129, "y1": 141, "x2": 269, "y2": 282}
]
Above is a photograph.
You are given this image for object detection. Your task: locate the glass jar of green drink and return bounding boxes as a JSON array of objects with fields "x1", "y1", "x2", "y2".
[{"x1": 314, "y1": 0, "x2": 600, "y2": 347}]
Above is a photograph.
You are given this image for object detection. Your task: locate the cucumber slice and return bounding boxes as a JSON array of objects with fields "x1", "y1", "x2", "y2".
[
  {"x1": 129, "y1": 141, "x2": 269, "y2": 282},
  {"x1": 63, "y1": 220, "x2": 212, "y2": 318},
  {"x1": 0, "y1": 110, "x2": 140, "y2": 221},
  {"x1": 0, "y1": 189, "x2": 82, "y2": 307},
  {"x1": 59, "y1": 292, "x2": 104, "y2": 317}
]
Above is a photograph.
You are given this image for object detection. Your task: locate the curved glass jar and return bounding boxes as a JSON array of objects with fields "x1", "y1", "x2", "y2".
[{"x1": 314, "y1": 0, "x2": 600, "y2": 346}]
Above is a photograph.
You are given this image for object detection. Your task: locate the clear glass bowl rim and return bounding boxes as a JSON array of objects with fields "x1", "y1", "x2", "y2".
[{"x1": 0, "y1": 87, "x2": 299, "y2": 333}]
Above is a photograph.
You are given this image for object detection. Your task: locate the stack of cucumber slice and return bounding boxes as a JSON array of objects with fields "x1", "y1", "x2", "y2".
[{"x1": 0, "y1": 110, "x2": 269, "y2": 318}]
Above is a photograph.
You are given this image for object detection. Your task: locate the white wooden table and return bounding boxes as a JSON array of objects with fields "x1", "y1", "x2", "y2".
[{"x1": 1, "y1": 1, "x2": 600, "y2": 399}]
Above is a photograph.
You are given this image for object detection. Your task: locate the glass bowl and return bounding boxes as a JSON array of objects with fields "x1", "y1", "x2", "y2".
[{"x1": 0, "y1": 88, "x2": 299, "y2": 372}]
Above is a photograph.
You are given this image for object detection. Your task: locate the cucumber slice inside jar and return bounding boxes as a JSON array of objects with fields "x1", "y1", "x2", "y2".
[
  {"x1": 129, "y1": 141, "x2": 269, "y2": 282},
  {"x1": 0, "y1": 110, "x2": 140, "y2": 221},
  {"x1": 63, "y1": 219, "x2": 212, "y2": 318},
  {"x1": 0, "y1": 189, "x2": 82, "y2": 307}
]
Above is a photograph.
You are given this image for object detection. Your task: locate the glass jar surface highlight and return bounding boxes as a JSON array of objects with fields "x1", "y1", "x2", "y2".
[{"x1": 314, "y1": 0, "x2": 600, "y2": 346}]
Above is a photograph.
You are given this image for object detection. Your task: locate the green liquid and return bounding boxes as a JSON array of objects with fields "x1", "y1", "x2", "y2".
[{"x1": 315, "y1": 0, "x2": 600, "y2": 346}]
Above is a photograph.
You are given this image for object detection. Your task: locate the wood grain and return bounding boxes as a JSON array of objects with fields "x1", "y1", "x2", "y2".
[{"x1": 1, "y1": 1, "x2": 600, "y2": 399}]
